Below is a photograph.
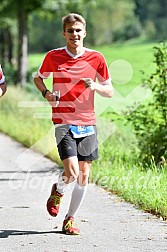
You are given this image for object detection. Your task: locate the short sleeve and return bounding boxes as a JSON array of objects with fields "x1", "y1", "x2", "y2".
[
  {"x1": 38, "y1": 51, "x2": 52, "y2": 79},
  {"x1": 96, "y1": 53, "x2": 111, "y2": 85}
]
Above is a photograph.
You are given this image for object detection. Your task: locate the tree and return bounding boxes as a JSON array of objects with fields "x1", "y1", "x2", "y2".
[
  {"x1": 0, "y1": 0, "x2": 94, "y2": 85},
  {"x1": 17, "y1": 0, "x2": 47, "y2": 86},
  {"x1": 28, "y1": 0, "x2": 96, "y2": 52},
  {"x1": 134, "y1": 0, "x2": 167, "y2": 40},
  {"x1": 0, "y1": 0, "x2": 16, "y2": 67},
  {"x1": 0, "y1": 19, "x2": 14, "y2": 66},
  {"x1": 85, "y1": 0, "x2": 141, "y2": 45},
  {"x1": 0, "y1": 0, "x2": 49, "y2": 85},
  {"x1": 17, "y1": 0, "x2": 28, "y2": 86}
]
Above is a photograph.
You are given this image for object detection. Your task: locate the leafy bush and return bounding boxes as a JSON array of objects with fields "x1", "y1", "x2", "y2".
[
  {"x1": 4, "y1": 63, "x2": 17, "y2": 85},
  {"x1": 113, "y1": 21, "x2": 142, "y2": 41},
  {"x1": 127, "y1": 43, "x2": 167, "y2": 166}
]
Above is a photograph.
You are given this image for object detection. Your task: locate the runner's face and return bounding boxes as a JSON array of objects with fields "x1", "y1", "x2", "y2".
[{"x1": 63, "y1": 21, "x2": 86, "y2": 50}]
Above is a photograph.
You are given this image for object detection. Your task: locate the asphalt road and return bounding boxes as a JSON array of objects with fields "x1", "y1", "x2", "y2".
[{"x1": 0, "y1": 133, "x2": 166, "y2": 252}]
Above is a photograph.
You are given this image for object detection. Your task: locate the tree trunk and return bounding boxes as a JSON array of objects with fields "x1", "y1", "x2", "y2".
[
  {"x1": 17, "y1": 0, "x2": 28, "y2": 86},
  {"x1": 0, "y1": 31, "x2": 5, "y2": 67},
  {"x1": 7, "y1": 29, "x2": 13, "y2": 65}
]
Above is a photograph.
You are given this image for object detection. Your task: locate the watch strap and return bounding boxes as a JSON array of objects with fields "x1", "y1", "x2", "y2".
[{"x1": 42, "y1": 89, "x2": 49, "y2": 98}]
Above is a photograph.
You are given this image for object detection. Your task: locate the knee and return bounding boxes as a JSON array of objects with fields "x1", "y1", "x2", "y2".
[
  {"x1": 63, "y1": 170, "x2": 79, "y2": 183},
  {"x1": 78, "y1": 173, "x2": 89, "y2": 186},
  {"x1": 78, "y1": 161, "x2": 91, "y2": 186}
]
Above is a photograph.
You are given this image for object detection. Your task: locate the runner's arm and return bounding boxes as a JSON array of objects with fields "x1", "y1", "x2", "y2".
[
  {"x1": 81, "y1": 78, "x2": 113, "y2": 98},
  {"x1": 0, "y1": 83, "x2": 7, "y2": 97},
  {"x1": 33, "y1": 74, "x2": 58, "y2": 106}
]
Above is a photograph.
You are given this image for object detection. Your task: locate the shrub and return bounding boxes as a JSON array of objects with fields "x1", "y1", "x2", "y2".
[{"x1": 127, "y1": 42, "x2": 167, "y2": 166}]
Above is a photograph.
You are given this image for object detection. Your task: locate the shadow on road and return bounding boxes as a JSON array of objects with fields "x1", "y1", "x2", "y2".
[{"x1": 0, "y1": 229, "x2": 65, "y2": 238}]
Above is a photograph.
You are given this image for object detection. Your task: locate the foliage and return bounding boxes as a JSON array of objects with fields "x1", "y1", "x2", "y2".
[
  {"x1": 134, "y1": 0, "x2": 167, "y2": 40},
  {"x1": 127, "y1": 43, "x2": 167, "y2": 166},
  {"x1": 80, "y1": 0, "x2": 142, "y2": 45},
  {"x1": 0, "y1": 0, "x2": 50, "y2": 84},
  {"x1": 28, "y1": 0, "x2": 142, "y2": 51},
  {"x1": 1, "y1": 0, "x2": 167, "y2": 68},
  {"x1": 3, "y1": 63, "x2": 17, "y2": 85}
]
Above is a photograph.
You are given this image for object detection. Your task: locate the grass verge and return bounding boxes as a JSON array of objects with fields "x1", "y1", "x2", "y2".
[{"x1": 0, "y1": 85, "x2": 166, "y2": 220}]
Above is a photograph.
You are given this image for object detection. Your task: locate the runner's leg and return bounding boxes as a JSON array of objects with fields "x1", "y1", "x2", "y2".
[{"x1": 66, "y1": 161, "x2": 91, "y2": 218}]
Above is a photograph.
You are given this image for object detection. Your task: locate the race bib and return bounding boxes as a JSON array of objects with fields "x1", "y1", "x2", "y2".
[{"x1": 69, "y1": 125, "x2": 95, "y2": 138}]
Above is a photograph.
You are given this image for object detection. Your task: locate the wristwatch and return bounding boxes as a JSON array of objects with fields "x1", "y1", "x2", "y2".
[{"x1": 42, "y1": 89, "x2": 49, "y2": 98}]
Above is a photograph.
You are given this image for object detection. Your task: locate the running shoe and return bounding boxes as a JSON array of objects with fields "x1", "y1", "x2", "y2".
[
  {"x1": 62, "y1": 216, "x2": 80, "y2": 235},
  {"x1": 46, "y1": 183, "x2": 63, "y2": 217}
]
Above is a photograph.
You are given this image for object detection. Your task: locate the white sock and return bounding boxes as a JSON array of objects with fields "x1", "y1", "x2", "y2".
[
  {"x1": 56, "y1": 172, "x2": 67, "y2": 195},
  {"x1": 66, "y1": 182, "x2": 88, "y2": 218}
]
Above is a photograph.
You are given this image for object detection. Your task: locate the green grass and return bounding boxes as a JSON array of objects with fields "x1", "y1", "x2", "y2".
[
  {"x1": 0, "y1": 86, "x2": 61, "y2": 165},
  {"x1": 1, "y1": 41, "x2": 167, "y2": 220},
  {"x1": 97, "y1": 42, "x2": 156, "y2": 95},
  {"x1": 29, "y1": 42, "x2": 157, "y2": 95},
  {"x1": 91, "y1": 142, "x2": 167, "y2": 219}
]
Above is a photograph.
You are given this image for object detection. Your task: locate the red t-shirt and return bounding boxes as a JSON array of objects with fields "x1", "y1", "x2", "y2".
[
  {"x1": 0, "y1": 65, "x2": 5, "y2": 84},
  {"x1": 38, "y1": 46, "x2": 111, "y2": 125}
]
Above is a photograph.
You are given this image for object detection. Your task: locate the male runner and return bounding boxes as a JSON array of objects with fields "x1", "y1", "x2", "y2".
[{"x1": 34, "y1": 13, "x2": 113, "y2": 235}]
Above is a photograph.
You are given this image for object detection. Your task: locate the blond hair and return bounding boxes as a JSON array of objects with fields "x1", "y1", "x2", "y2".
[{"x1": 62, "y1": 13, "x2": 86, "y2": 31}]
